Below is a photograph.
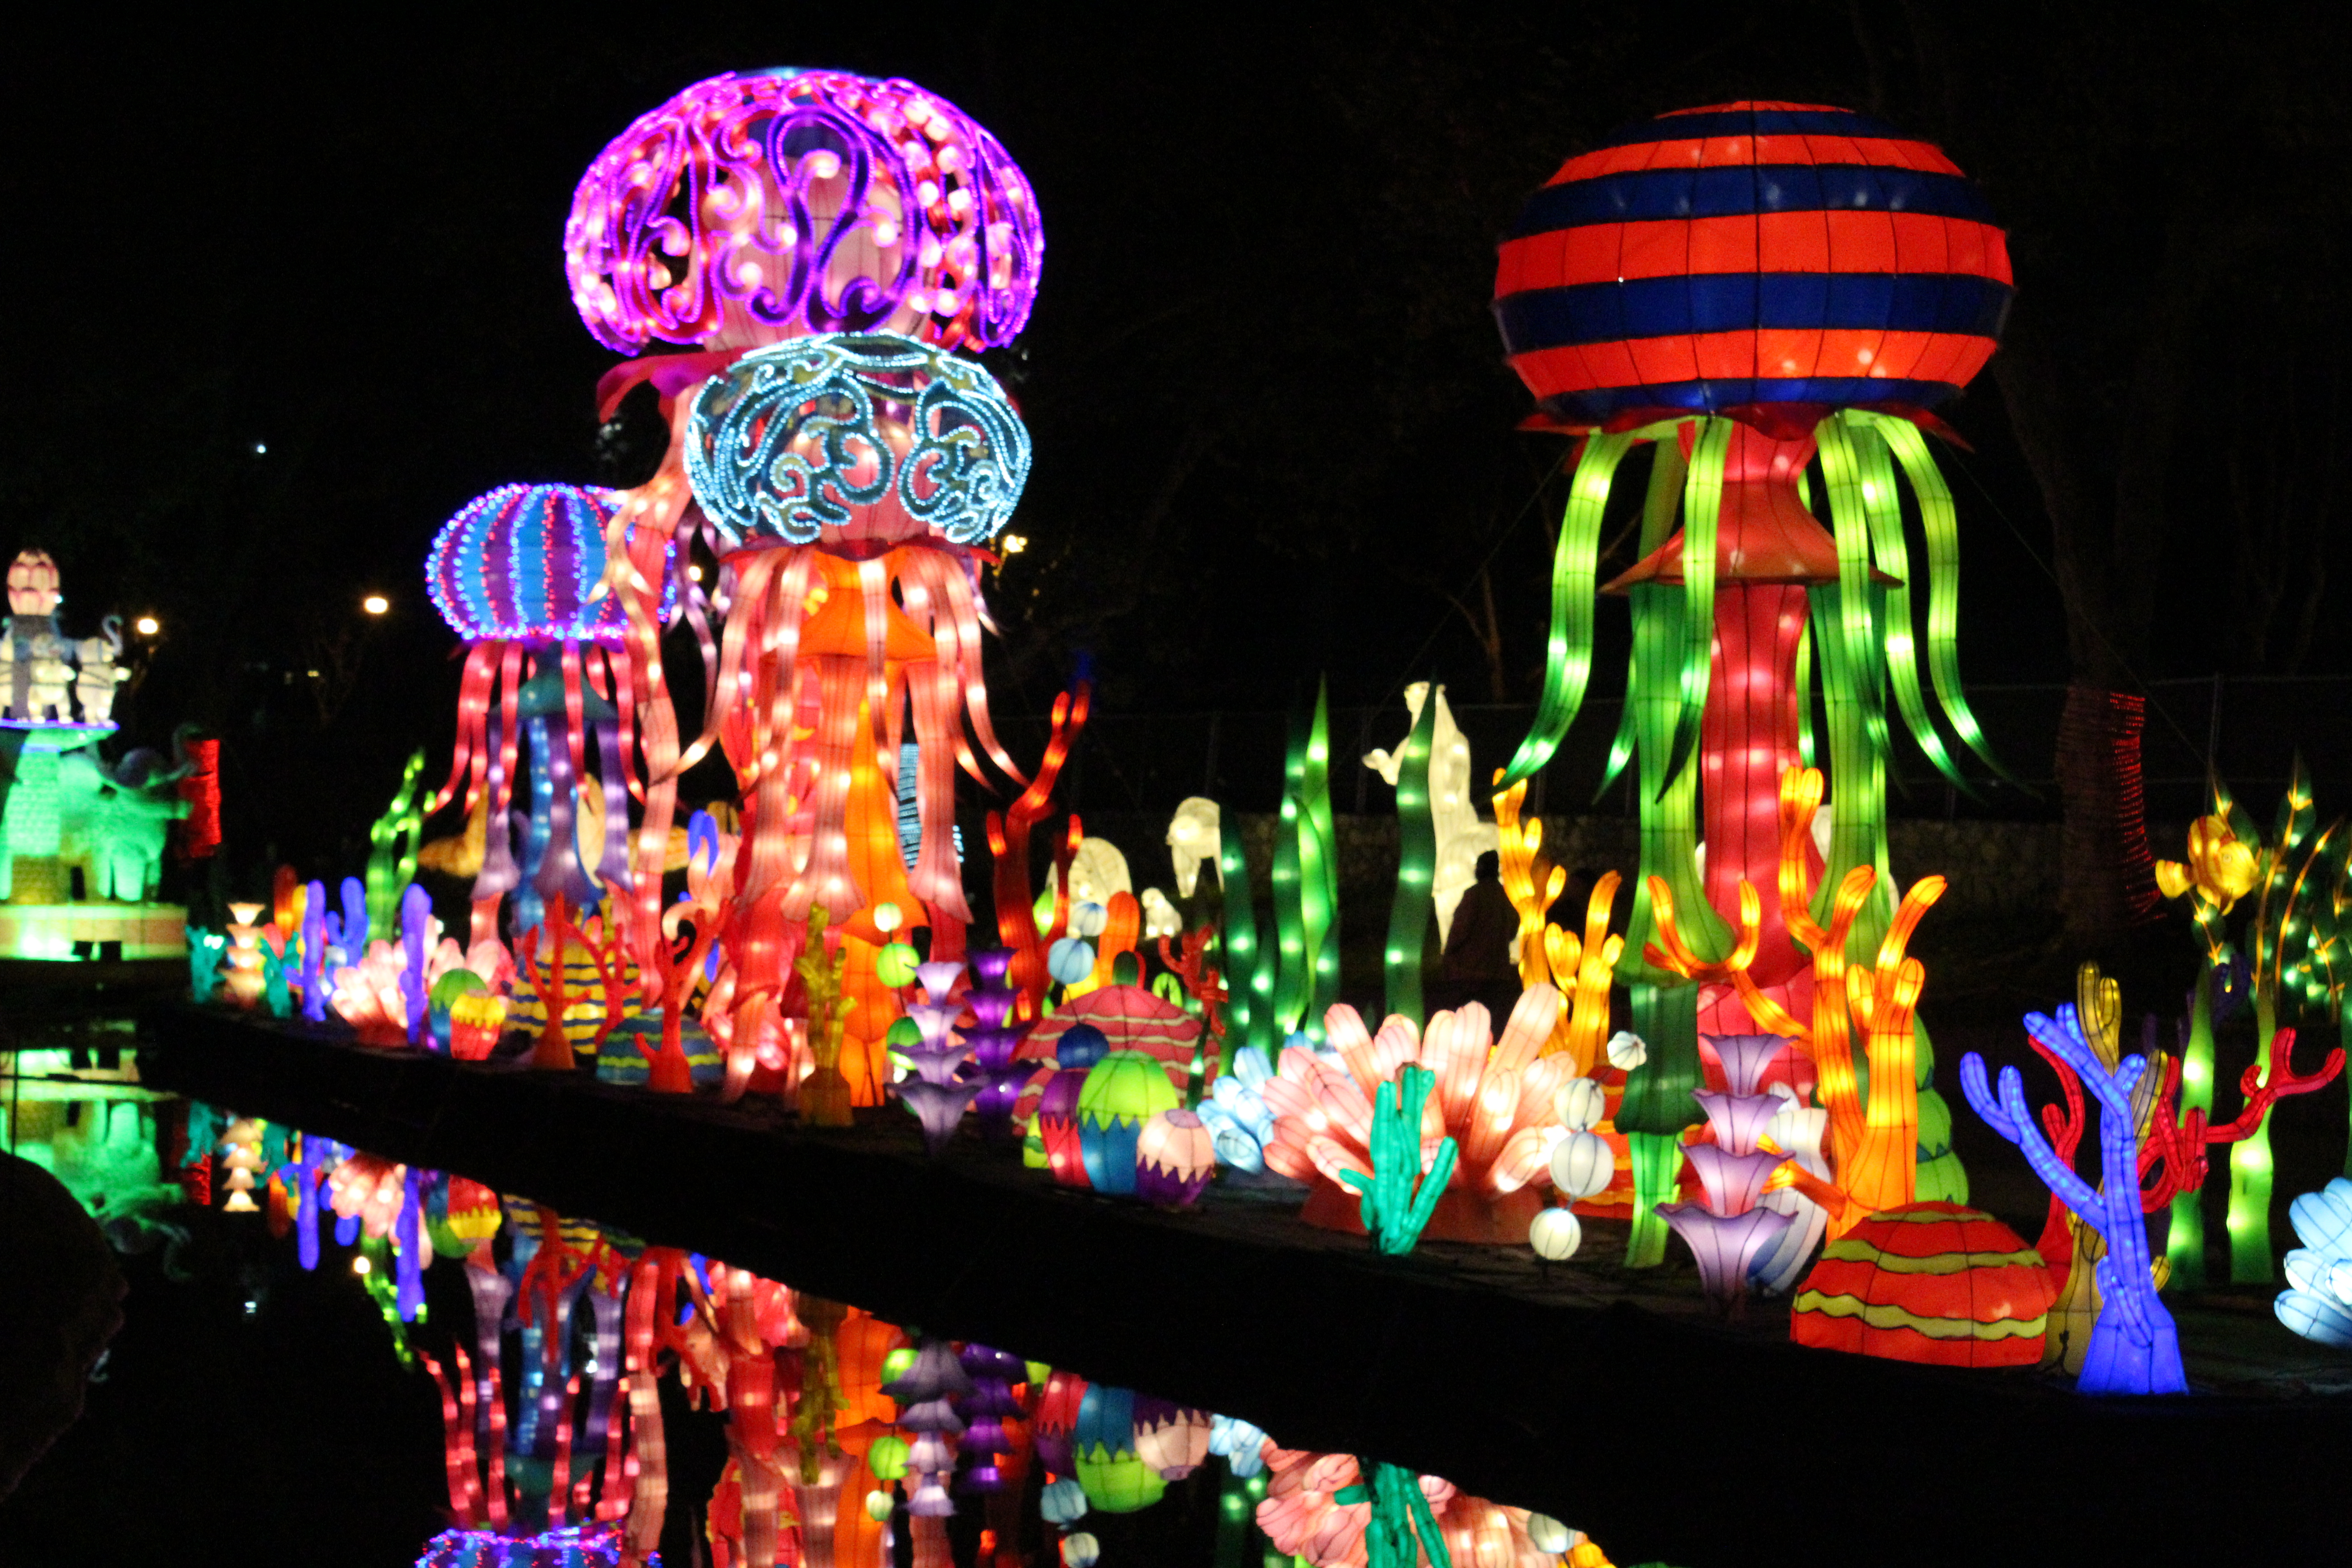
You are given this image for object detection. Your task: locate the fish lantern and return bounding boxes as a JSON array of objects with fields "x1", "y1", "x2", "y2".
[
  {"x1": 1790, "y1": 1201, "x2": 2053, "y2": 1367},
  {"x1": 1033, "y1": 1369, "x2": 1087, "y2": 1476},
  {"x1": 1132, "y1": 1401, "x2": 1211, "y2": 1480},
  {"x1": 682, "y1": 332, "x2": 1034, "y2": 1107},
  {"x1": 1039, "y1": 1023, "x2": 1109, "y2": 1188},
  {"x1": 562, "y1": 68, "x2": 1044, "y2": 1035},
  {"x1": 1072, "y1": 1385, "x2": 1165, "y2": 1514},
  {"x1": 1134, "y1": 1108, "x2": 1215, "y2": 1206},
  {"x1": 1493, "y1": 103, "x2": 2017, "y2": 1257},
  {"x1": 1075, "y1": 1050, "x2": 1181, "y2": 1196},
  {"x1": 421, "y1": 483, "x2": 663, "y2": 944}
]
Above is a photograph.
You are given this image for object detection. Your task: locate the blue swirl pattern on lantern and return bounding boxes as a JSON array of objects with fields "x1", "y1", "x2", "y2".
[
  {"x1": 685, "y1": 333, "x2": 1030, "y2": 549},
  {"x1": 425, "y1": 483, "x2": 672, "y2": 646}
]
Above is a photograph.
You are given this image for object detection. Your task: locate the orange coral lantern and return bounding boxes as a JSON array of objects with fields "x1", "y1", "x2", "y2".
[{"x1": 1789, "y1": 1201, "x2": 2053, "y2": 1367}]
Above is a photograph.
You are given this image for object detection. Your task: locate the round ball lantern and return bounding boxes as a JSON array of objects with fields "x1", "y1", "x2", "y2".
[
  {"x1": 1790, "y1": 1201, "x2": 2054, "y2": 1367},
  {"x1": 1075, "y1": 1050, "x2": 1182, "y2": 1196},
  {"x1": 1493, "y1": 100, "x2": 2011, "y2": 428},
  {"x1": 1135, "y1": 1108, "x2": 1215, "y2": 1207},
  {"x1": 566, "y1": 68, "x2": 1042, "y2": 356},
  {"x1": 686, "y1": 333, "x2": 1030, "y2": 550}
]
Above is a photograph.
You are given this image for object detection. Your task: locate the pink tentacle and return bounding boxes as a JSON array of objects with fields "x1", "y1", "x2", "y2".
[{"x1": 425, "y1": 644, "x2": 499, "y2": 818}]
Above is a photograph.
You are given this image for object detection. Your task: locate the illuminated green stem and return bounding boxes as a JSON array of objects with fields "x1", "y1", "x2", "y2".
[
  {"x1": 1624, "y1": 1121, "x2": 1685, "y2": 1270},
  {"x1": 1214, "y1": 824, "x2": 1270, "y2": 1061},
  {"x1": 1269, "y1": 707, "x2": 1308, "y2": 1039},
  {"x1": 1383, "y1": 690, "x2": 1437, "y2": 1025},
  {"x1": 2165, "y1": 965, "x2": 2218, "y2": 1288},
  {"x1": 2228, "y1": 994, "x2": 2281, "y2": 1282},
  {"x1": 1301, "y1": 681, "x2": 1340, "y2": 1039},
  {"x1": 365, "y1": 748, "x2": 428, "y2": 938}
]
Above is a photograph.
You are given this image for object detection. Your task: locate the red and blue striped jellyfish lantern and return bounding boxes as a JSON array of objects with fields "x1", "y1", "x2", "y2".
[
  {"x1": 681, "y1": 332, "x2": 1031, "y2": 1105},
  {"x1": 562, "y1": 68, "x2": 1043, "y2": 1004},
  {"x1": 1491, "y1": 102, "x2": 2015, "y2": 1238},
  {"x1": 423, "y1": 483, "x2": 670, "y2": 947}
]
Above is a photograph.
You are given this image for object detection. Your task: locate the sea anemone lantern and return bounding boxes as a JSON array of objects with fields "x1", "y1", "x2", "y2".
[
  {"x1": 681, "y1": 333, "x2": 1033, "y2": 1103},
  {"x1": 1491, "y1": 102, "x2": 2015, "y2": 1259},
  {"x1": 562, "y1": 69, "x2": 1043, "y2": 1021},
  {"x1": 422, "y1": 483, "x2": 669, "y2": 946}
]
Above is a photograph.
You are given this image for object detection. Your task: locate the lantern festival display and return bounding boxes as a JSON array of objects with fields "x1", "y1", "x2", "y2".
[
  {"x1": 1790, "y1": 1202, "x2": 2054, "y2": 1367},
  {"x1": 1490, "y1": 101, "x2": 2016, "y2": 1263},
  {"x1": 559, "y1": 69, "x2": 1043, "y2": 1055},
  {"x1": 0, "y1": 549, "x2": 191, "y2": 960},
  {"x1": 421, "y1": 483, "x2": 663, "y2": 946},
  {"x1": 679, "y1": 331, "x2": 1034, "y2": 1103}
]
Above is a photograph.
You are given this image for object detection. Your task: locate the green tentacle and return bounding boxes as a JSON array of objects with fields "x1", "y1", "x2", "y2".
[
  {"x1": 1859, "y1": 411, "x2": 2021, "y2": 787},
  {"x1": 1501, "y1": 432, "x2": 1638, "y2": 786},
  {"x1": 1841, "y1": 414, "x2": 1975, "y2": 795},
  {"x1": 1659, "y1": 418, "x2": 1728, "y2": 798}
]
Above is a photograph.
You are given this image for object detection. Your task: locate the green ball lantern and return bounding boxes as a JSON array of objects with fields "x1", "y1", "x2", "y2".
[
  {"x1": 1076, "y1": 1050, "x2": 1181, "y2": 1195},
  {"x1": 868, "y1": 1432, "x2": 911, "y2": 1481}
]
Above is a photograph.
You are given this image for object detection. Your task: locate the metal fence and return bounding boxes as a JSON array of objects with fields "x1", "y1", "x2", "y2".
[{"x1": 988, "y1": 675, "x2": 2352, "y2": 824}]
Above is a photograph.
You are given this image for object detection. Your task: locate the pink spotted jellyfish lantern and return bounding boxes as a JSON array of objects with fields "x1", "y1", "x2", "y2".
[{"x1": 561, "y1": 67, "x2": 1043, "y2": 1012}]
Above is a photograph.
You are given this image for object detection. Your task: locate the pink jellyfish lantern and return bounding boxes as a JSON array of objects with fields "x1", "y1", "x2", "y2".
[
  {"x1": 562, "y1": 68, "x2": 1043, "y2": 1017},
  {"x1": 422, "y1": 483, "x2": 666, "y2": 948}
]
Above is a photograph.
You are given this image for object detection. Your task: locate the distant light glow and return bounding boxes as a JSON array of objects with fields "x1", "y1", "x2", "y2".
[
  {"x1": 362, "y1": 595, "x2": 391, "y2": 616},
  {"x1": 133, "y1": 616, "x2": 159, "y2": 636}
]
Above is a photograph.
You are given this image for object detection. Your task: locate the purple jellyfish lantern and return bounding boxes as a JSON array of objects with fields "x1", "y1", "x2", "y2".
[{"x1": 565, "y1": 68, "x2": 1044, "y2": 358}]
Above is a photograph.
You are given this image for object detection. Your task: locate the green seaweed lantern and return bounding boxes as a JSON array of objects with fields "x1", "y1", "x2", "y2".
[
  {"x1": 1382, "y1": 686, "x2": 1440, "y2": 1024},
  {"x1": 1270, "y1": 683, "x2": 1341, "y2": 1044},
  {"x1": 1337, "y1": 1064, "x2": 1459, "y2": 1256},
  {"x1": 365, "y1": 747, "x2": 429, "y2": 938},
  {"x1": 2155, "y1": 760, "x2": 2352, "y2": 1283}
]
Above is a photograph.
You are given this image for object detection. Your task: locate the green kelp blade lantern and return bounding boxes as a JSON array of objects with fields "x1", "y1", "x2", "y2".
[
  {"x1": 1269, "y1": 685, "x2": 1341, "y2": 1046},
  {"x1": 1382, "y1": 687, "x2": 1439, "y2": 1024}
]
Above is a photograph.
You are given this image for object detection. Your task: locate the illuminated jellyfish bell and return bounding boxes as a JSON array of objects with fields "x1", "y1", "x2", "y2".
[
  {"x1": 566, "y1": 68, "x2": 1043, "y2": 356},
  {"x1": 680, "y1": 332, "x2": 1031, "y2": 1103},
  {"x1": 423, "y1": 482, "x2": 671, "y2": 946}
]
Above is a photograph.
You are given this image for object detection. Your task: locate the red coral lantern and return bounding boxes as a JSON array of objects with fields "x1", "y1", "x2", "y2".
[{"x1": 1790, "y1": 1201, "x2": 2053, "y2": 1367}]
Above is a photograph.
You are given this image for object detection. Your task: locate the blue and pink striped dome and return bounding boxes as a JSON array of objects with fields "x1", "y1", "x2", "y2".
[
  {"x1": 1493, "y1": 102, "x2": 2011, "y2": 427},
  {"x1": 425, "y1": 483, "x2": 649, "y2": 646}
]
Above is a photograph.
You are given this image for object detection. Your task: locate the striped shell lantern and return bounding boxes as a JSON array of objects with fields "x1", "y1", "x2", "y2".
[{"x1": 1790, "y1": 1201, "x2": 2053, "y2": 1367}]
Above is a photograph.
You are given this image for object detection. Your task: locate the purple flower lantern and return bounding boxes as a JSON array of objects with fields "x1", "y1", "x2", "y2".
[{"x1": 1657, "y1": 1034, "x2": 1797, "y2": 1307}]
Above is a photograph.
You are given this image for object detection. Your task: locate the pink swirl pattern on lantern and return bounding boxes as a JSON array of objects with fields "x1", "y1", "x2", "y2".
[{"x1": 565, "y1": 69, "x2": 1042, "y2": 355}]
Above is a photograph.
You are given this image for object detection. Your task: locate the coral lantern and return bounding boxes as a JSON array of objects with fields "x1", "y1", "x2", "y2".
[
  {"x1": 681, "y1": 333, "x2": 1033, "y2": 1104},
  {"x1": 1490, "y1": 103, "x2": 2016, "y2": 1264},
  {"x1": 1791, "y1": 1201, "x2": 2054, "y2": 1367}
]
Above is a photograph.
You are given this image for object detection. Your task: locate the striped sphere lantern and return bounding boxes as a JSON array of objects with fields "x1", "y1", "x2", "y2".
[
  {"x1": 1494, "y1": 100, "x2": 2010, "y2": 430},
  {"x1": 1790, "y1": 1201, "x2": 2054, "y2": 1367}
]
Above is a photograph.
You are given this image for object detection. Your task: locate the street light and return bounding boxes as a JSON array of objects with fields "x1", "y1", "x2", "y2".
[
  {"x1": 362, "y1": 594, "x2": 390, "y2": 616},
  {"x1": 133, "y1": 615, "x2": 159, "y2": 637}
]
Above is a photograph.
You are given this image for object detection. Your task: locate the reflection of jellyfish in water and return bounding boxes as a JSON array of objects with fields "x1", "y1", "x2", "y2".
[
  {"x1": 560, "y1": 67, "x2": 1042, "y2": 1018},
  {"x1": 1490, "y1": 101, "x2": 2017, "y2": 1256},
  {"x1": 422, "y1": 483, "x2": 670, "y2": 944},
  {"x1": 681, "y1": 333, "x2": 1033, "y2": 1107}
]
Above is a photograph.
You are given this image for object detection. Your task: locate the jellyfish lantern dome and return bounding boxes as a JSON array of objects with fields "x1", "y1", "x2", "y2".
[
  {"x1": 559, "y1": 68, "x2": 1044, "y2": 1018},
  {"x1": 679, "y1": 332, "x2": 1033, "y2": 1103},
  {"x1": 423, "y1": 482, "x2": 671, "y2": 943}
]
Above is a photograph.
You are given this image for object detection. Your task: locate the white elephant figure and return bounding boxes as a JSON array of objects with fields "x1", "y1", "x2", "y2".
[
  {"x1": 1166, "y1": 796, "x2": 1222, "y2": 897},
  {"x1": 1043, "y1": 835, "x2": 1133, "y2": 909}
]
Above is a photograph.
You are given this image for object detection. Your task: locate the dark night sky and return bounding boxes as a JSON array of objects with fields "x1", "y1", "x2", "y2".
[{"x1": 5, "y1": 5, "x2": 2348, "y2": 876}]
